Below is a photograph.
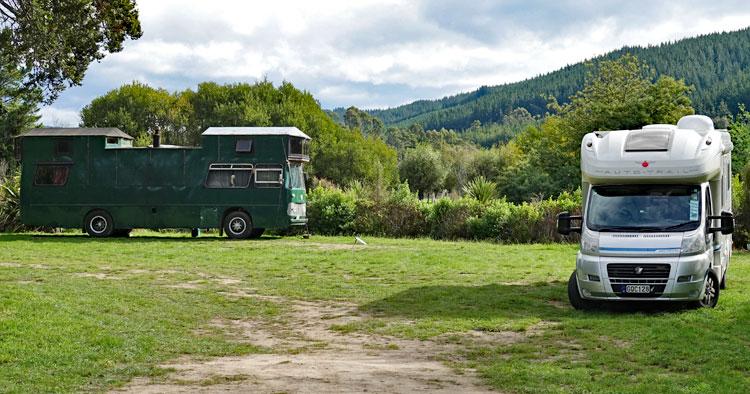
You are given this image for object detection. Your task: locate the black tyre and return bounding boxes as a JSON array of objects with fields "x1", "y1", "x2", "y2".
[
  {"x1": 694, "y1": 272, "x2": 720, "y2": 308},
  {"x1": 249, "y1": 228, "x2": 265, "y2": 239},
  {"x1": 568, "y1": 270, "x2": 596, "y2": 310},
  {"x1": 224, "y1": 211, "x2": 252, "y2": 239},
  {"x1": 85, "y1": 210, "x2": 114, "y2": 237},
  {"x1": 720, "y1": 269, "x2": 726, "y2": 290}
]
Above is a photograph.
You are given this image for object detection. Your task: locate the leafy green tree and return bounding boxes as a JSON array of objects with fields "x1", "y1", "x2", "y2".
[
  {"x1": 0, "y1": 0, "x2": 142, "y2": 103},
  {"x1": 523, "y1": 55, "x2": 694, "y2": 192},
  {"x1": 343, "y1": 106, "x2": 385, "y2": 137},
  {"x1": 0, "y1": 54, "x2": 40, "y2": 169},
  {"x1": 398, "y1": 144, "x2": 445, "y2": 197},
  {"x1": 80, "y1": 82, "x2": 186, "y2": 146},
  {"x1": 80, "y1": 80, "x2": 399, "y2": 187},
  {"x1": 730, "y1": 104, "x2": 750, "y2": 173}
]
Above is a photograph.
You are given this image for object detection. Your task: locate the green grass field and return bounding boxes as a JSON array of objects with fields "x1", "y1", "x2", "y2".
[{"x1": 1, "y1": 232, "x2": 749, "y2": 393}]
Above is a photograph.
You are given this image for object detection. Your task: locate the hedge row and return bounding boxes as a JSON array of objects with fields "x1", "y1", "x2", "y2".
[{"x1": 307, "y1": 183, "x2": 582, "y2": 243}]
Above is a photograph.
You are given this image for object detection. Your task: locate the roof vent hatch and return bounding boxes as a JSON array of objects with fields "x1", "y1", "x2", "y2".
[{"x1": 624, "y1": 130, "x2": 673, "y2": 152}]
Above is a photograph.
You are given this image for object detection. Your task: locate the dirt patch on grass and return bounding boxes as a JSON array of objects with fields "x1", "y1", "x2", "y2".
[
  {"x1": 73, "y1": 272, "x2": 123, "y2": 280},
  {"x1": 279, "y1": 240, "x2": 392, "y2": 251},
  {"x1": 163, "y1": 282, "x2": 203, "y2": 290},
  {"x1": 114, "y1": 296, "x2": 504, "y2": 393},
  {"x1": 0, "y1": 262, "x2": 51, "y2": 269}
]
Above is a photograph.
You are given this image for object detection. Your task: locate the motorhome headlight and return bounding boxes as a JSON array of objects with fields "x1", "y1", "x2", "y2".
[
  {"x1": 680, "y1": 232, "x2": 704, "y2": 255},
  {"x1": 580, "y1": 231, "x2": 599, "y2": 254}
]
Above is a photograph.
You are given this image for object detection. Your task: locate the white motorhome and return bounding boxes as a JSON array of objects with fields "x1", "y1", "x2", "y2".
[{"x1": 557, "y1": 115, "x2": 734, "y2": 308}]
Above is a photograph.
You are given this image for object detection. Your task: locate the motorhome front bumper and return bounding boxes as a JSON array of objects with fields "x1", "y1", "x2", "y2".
[{"x1": 575, "y1": 251, "x2": 710, "y2": 301}]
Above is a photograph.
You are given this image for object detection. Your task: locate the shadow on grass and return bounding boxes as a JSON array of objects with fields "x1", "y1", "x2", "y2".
[
  {"x1": 0, "y1": 233, "x2": 284, "y2": 243},
  {"x1": 361, "y1": 282, "x2": 694, "y2": 321}
]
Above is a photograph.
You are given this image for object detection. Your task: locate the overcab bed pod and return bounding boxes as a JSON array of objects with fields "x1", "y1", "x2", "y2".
[{"x1": 18, "y1": 127, "x2": 311, "y2": 239}]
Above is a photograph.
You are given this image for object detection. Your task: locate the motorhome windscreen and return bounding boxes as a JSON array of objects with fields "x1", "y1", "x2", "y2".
[
  {"x1": 288, "y1": 163, "x2": 305, "y2": 190},
  {"x1": 587, "y1": 185, "x2": 701, "y2": 232}
]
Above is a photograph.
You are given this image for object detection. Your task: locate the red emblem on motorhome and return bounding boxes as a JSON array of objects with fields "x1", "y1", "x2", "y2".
[{"x1": 641, "y1": 161, "x2": 649, "y2": 167}]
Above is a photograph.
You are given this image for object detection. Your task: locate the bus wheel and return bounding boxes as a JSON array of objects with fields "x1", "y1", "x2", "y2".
[
  {"x1": 694, "y1": 272, "x2": 720, "y2": 308},
  {"x1": 568, "y1": 271, "x2": 597, "y2": 310},
  {"x1": 224, "y1": 211, "x2": 252, "y2": 239},
  {"x1": 85, "y1": 210, "x2": 114, "y2": 237},
  {"x1": 249, "y1": 228, "x2": 265, "y2": 239}
]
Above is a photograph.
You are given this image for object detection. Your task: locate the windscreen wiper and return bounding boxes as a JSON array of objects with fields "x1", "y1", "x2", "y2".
[
  {"x1": 595, "y1": 226, "x2": 661, "y2": 232},
  {"x1": 656, "y1": 222, "x2": 698, "y2": 231}
]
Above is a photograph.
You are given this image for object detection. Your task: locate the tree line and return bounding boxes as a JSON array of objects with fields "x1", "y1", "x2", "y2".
[{"x1": 355, "y1": 27, "x2": 750, "y2": 131}]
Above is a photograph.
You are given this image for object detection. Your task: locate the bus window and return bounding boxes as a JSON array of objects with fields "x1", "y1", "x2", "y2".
[
  {"x1": 34, "y1": 164, "x2": 70, "y2": 186},
  {"x1": 289, "y1": 137, "x2": 308, "y2": 156},
  {"x1": 255, "y1": 165, "x2": 282, "y2": 187},
  {"x1": 288, "y1": 163, "x2": 305, "y2": 190},
  {"x1": 235, "y1": 139, "x2": 253, "y2": 153},
  {"x1": 54, "y1": 138, "x2": 73, "y2": 155},
  {"x1": 205, "y1": 163, "x2": 252, "y2": 188}
]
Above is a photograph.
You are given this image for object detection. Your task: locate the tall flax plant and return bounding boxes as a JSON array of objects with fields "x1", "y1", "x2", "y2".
[
  {"x1": 462, "y1": 176, "x2": 497, "y2": 204},
  {"x1": 0, "y1": 170, "x2": 23, "y2": 232}
]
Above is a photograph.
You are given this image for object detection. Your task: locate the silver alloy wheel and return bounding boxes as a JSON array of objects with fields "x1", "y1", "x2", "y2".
[
  {"x1": 701, "y1": 275, "x2": 717, "y2": 307},
  {"x1": 90, "y1": 215, "x2": 108, "y2": 234},
  {"x1": 228, "y1": 217, "x2": 247, "y2": 235}
]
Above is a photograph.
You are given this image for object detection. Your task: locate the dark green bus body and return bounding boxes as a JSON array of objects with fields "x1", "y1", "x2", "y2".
[{"x1": 19, "y1": 127, "x2": 309, "y2": 237}]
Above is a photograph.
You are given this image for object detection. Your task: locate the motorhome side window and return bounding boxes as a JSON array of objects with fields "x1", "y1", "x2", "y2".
[
  {"x1": 34, "y1": 164, "x2": 70, "y2": 186},
  {"x1": 255, "y1": 164, "x2": 283, "y2": 187},
  {"x1": 205, "y1": 163, "x2": 253, "y2": 188},
  {"x1": 235, "y1": 139, "x2": 253, "y2": 153}
]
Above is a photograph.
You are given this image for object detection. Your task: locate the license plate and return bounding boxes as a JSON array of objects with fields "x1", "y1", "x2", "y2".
[{"x1": 624, "y1": 284, "x2": 651, "y2": 294}]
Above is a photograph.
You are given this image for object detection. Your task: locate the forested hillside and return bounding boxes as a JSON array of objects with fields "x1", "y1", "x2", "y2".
[{"x1": 344, "y1": 27, "x2": 750, "y2": 131}]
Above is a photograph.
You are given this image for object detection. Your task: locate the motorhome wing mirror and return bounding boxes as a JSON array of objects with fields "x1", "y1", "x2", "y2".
[
  {"x1": 708, "y1": 211, "x2": 734, "y2": 235},
  {"x1": 557, "y1": 212, "x2": 582, "y2": 235}
]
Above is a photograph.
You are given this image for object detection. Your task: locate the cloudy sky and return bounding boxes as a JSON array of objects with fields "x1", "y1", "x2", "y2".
[{"x1": 41, "y1": 0, "x2": 750, "y2": 126}]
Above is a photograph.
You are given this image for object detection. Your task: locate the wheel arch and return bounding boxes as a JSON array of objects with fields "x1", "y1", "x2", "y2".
[
  {"x1": 82, "y1": 208, "x2": 111, "y2": 231},
  {"x1": 221, "y1": 207, "x2": 252, "y2": 229}
]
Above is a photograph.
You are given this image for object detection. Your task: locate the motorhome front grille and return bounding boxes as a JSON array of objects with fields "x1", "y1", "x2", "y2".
[
  {"x1": 609, "y1": 278, "x2": 668, "y2": 285},
  {"x1": 607, "y1": 264, "x2": 670, "y2": 278}
]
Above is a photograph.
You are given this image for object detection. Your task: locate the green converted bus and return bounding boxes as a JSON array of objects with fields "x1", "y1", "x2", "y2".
[{"x1": 17, "y1": 127, "x2": 310, "y2": 239}]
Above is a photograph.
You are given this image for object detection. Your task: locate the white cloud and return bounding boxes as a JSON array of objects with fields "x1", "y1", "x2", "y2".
[
  {"x1": 38, "y1": 107, "x2": 80, "y2": 127},
  {"x1": 44, "y1": 0, "x2": 750, "y2": 117}
]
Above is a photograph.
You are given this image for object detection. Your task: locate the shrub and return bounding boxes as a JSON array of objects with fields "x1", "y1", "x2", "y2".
[
  {"x1": 306, "y1": 181, "x2": 583, "y2": 243},
  {"x1": 352, "y1": 182, "x2": 428, "y2": 237},
  {"x1": 735, "y1": 169, "x2": 750, "y2": 247},
  {"x1": 462, "y1": 176, "x2": 497, "y2": 204},
  {"x1": 306, "y1": 185, "x2": 357, "y2": 235},
  {"x1": 467, "y1": 199, "x2": 512, "y2": 241},
  {"x1": 0, "y1": 170, "x2": 23, "y2": 232},
  {"x1": 427, "y1": 198, "x2": 482, "y2": 239}
]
